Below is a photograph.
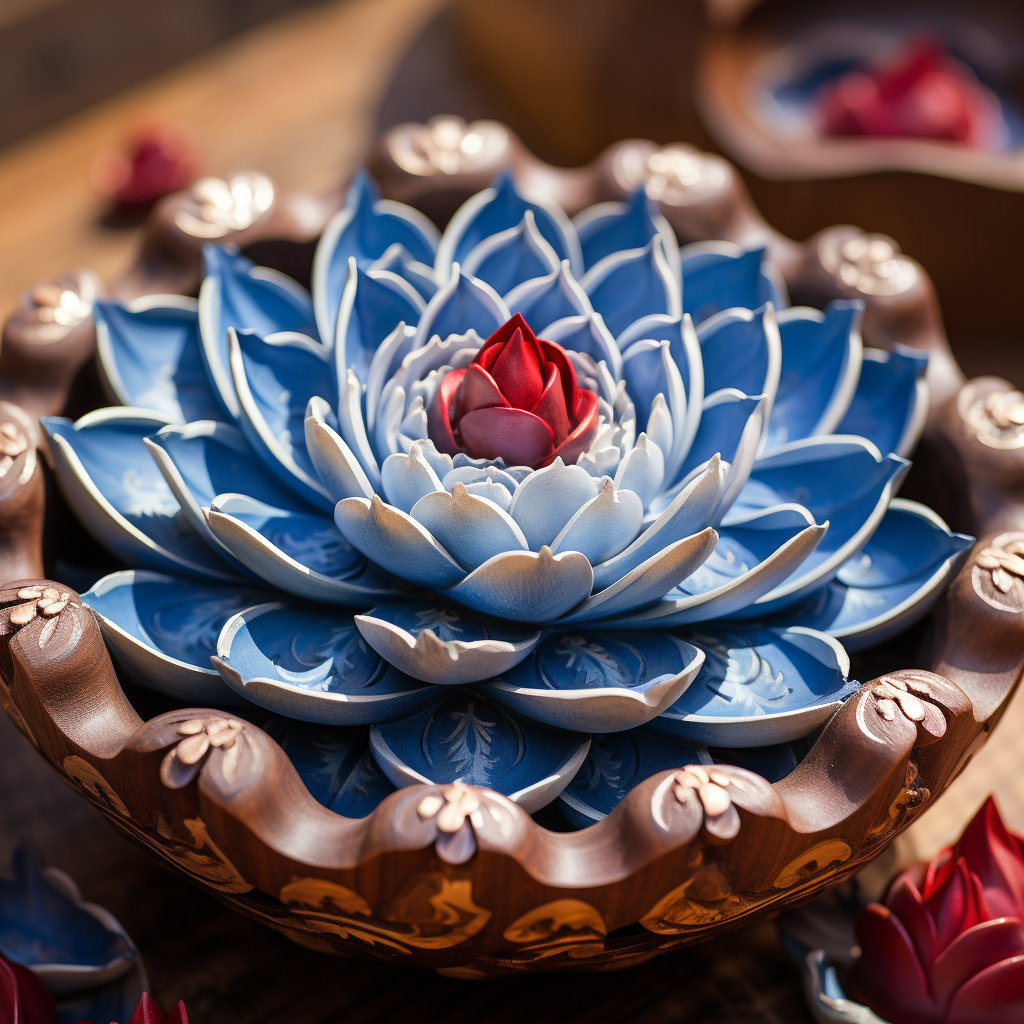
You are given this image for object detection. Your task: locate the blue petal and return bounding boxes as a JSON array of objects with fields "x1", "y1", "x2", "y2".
[
  {"x1": 787, "y1": 498, "x2": 973, "y2": 650},
  {"x1": 679, "y1": 245, "x2": 786, "y2": 326},
  {"x1": 618, "y1": 313, "x2": 703, "y2": 405},
  {"x1": 445, "y1": 547, "x2": 594, "y2": 623},
  {"x1": 435, "y1": 170, "x2": 582, "y2": 279},
  {"x1": 765, "y1": 302, "x2": 863, "y2": 450},
  {"x1": 333, "y1": 259, "x2": 424, "y2": 385},
  {"x1": 198, "y1": 245, "x2": 318, "y2": 418},
  {"x1": 667, "y1": 390, "x2": 767, "y2": 505},
  {"x1": 260, "y1": 718, "x2": 395, "y2": 817},
  {"x1": 335, "y1": 495, "x2": 467, "y2": 590},
  {"x1": 728, "y1": 439, "x2": 910, "y2": 615},
  {"x1": 649, "y1": 625, "x2": 857, "y2": 746},
  {"x1": 355, "y1": 602, "x2": 540, "y2": 685},
  {"x1": 368, "y1": 242, "x2": 438, "y2": 302},
  {"x1": 312, "y1": 172, "x2": 438, "y2": 348},
  {"x1": 94, "y1": 296, "x2": 222, "y2": 423},
  {"x1": 207, "y1": 494, "x2": 399, "y2": 605},
  {"x1": 412, "y1": 265, "x2": 507, "y2": 348},
  {"x1": 145, "y1": 420, "x2": 313, "y2": 575},
  {"x1": 369, "y1": 689, "x2": 590, "y2": 812},
  {"x1": 215, "y1": 602, "x2": 435, "y2": 725},
  {"x1": 541, "y1": 313, "x2": 621, "y2": 379},
  {"x1": 555, "y1": 727, "x2": 710, "y2": 827},
  {"x1": 83, "y1": 569, "x2": 267, "y2": 703},
  {"x1": 460, "y1": 210, "x2": 561, "y2": 296},
  {"x1": 836, "y1": 345, "x2": 928, "y2": 458},
  {"x1": 601, "y1": 522, "x2": 825, "y2": 629},
  {"x1": 504, "y1": 262, "x2": 592, "y2": 331},
  {"x1": 697, "y1": 305, "x2": 781, "y2": 403},
  {"x1": 41, "y1": 410, "x2": 236, "y2": 581},
  {"x1": 229, "y1": 329, "x2": 336, "y2": 511},
  {"x1": 574, "y1": 187, "x2": 677, "y2": 272},
  {"x1": 583, "y1": 238, "x2": 681, "y2": 337},
  {"x1": 0, "y1": 840, "x2": 136, "y2": 976},
  {"x1": 486, "y1": 630, "x2": 705, "y2": 733}
]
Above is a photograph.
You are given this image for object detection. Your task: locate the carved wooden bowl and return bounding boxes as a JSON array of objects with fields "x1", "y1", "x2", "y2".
[{"x1": 1, "y1": 121, "x2": 1022, "y2": 977}]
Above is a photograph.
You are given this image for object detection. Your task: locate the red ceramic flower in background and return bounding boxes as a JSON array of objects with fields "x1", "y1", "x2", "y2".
[
  {"x1": 819, "y1": 38, "x2": 1002, "y2": 149},
  {"x1": 94, "y1": 124, "x2": 197, "y2": 214},
  {"x1": 856, "y1": 797, "x2": 1024, "y2": 1023},
  {"x1": 0, "y1": 954, "x2": 56, "y2": 1024},
  {"x1": 429, "y1": 313, "x2": 599, "y2": 469},
  {"x1": 122, "y1": 992, "x2": 188, "y2": 1024}
]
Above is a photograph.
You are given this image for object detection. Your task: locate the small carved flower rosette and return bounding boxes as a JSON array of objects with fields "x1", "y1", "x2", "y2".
[
  {"x1": 412, "y1": 782, "x2": 519, "y2": 865},
  {"x1": 611, "y1": 141, "x2": 729, "y2": 207},
  {"x1": 160, "y1": 715, "x2": 254, "y2": 789},
  {"x1": 651, "y1": 764, "x2": 779, "y2": 844},
  {"x1": 387, "y1": 116, "x2": 511, "y2": 178},
  {"x1": 960, "y1": 381, "x2": 1024, "y2": 452},
  {"x1": 973, "y1": 532, "x2": 1024, "y2": 612},
  {"x1": 816, "y1": 228, "x2": 919, "y2": 299}
]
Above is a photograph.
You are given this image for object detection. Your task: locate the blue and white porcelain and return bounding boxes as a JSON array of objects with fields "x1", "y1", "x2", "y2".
[
  {"x1": 649, "y1": 626, "x2": 859, "y2": 747},
  {"x1": 556, "y1": 727, "x2": 712, "y2": 829},
  {"x1": 0, "y1": 841, "x2": 138, "y2": 995},
  {"x1": 370, "y1": 690, "x2": 590, "y2": 812},
  {"x1": 260, "y1": 719, "x2": 396, "y2": 817},
  {"x1": 212, "y1": 602, "x2": 437, "y2": 724},
  {"x1": 82, "y1": 570, "x2": 267, "y2": 704},
  {"x1": 47, "y1": 168, "x2": 973, "y2": 818},
  {"x1": 482, "y1": 630, "x2": 705, "y2": 732}
]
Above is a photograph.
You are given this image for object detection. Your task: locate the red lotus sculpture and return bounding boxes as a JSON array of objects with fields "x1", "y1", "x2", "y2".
[
  {"x1": 0, "y1": 954, "x2": 56, "y2": 1024},
  {"x1": 123, "y1": 993, "x2": 187, "y2": 1024},
  {"x1": 0, "y1": 954, "x2": 187, "y2": 1024},
  {"x1": 819, "y1": 39, "x2": 1000, "y2": 149},
  {"x1": 856, "y1": 797, "x2": 1024, "y2": 1022},
  {"x1": 429, "y1": 313, "x2": 599, "y2": 468}
]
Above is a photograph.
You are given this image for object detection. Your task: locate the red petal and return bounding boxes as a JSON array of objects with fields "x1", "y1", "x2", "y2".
[
  {"x1": 946, "y1": 953, "x2": 1024, "y2": 1024},
  {"x1": 932, "y1": 918, "x2": 1024, "y2": 1009},
  {"x1": 887, "y1": 872, "x2": 940, "y2": 969},
  {"x1": 530, "y1": 365, "x2": 570, "y2": 446},
  {"x1": 539, "y1": 340, "x2": 579, "y2": 415},
  {"x1": 128, "y1": 993, "x2": 169, "y2": 1024},
  {"x1": 428, "y1": 368, "x2": 465, "y2": 456},
  {"x1": 0, "y1": 957, "x2": 57, "y2": 1024},
  {"x1": 166, "y1": 1003, "x2": 189, "y2": 1024},
  {"x1": 457, "y1": 406, "x2": 554, "y2": 467},
  {"x1": 488, "y1": 327, "x2": 545, "y2": 409},
  {"x1": 925, "y1": 847, "x2": 956, "y2": 900},
  {"x1": 473, "y1": 312, "x2": 539, "y2": 373},
  {"x1": 454, "y1": 365, "x2": 509, "y2": 416},
  {"x1": 955, "y1": 797, "x2": 1024, "y2": 921},
  {"x1": 926, "y1": 858, "x2": 989, "y2": 951},
  {"x1": 855, "y1": 903, "x2": 941, "y2": 1023},
  {"x1": 544, "y1": 389, "x2": 600, "y2": 469}
]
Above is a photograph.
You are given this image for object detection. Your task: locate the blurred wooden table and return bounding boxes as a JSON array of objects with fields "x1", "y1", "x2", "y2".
[{"x1": 0, "y1": 0, "x2": 1020, "y2": 1020}]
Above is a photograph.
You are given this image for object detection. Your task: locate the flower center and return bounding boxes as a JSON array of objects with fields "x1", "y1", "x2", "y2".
[{"x1": 428, "y1": 313, "x2": 600, "y2": 470}]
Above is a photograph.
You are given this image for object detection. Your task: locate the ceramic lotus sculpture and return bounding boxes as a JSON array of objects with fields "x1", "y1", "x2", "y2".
[
  {"x1": 856, "y1": 798, "x2": 1024, "y2": 1023},
  {"x1": 43, "y1": 170, "x2": 972, "y2": 822}
]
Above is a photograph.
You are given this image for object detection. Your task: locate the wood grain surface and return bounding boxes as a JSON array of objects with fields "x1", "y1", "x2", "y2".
[{"x1": 0, "y1": 708, "x2": 814, "y2": 1023}]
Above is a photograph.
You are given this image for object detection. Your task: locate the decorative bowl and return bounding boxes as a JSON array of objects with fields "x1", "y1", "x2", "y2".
[{"x1": 1, "y1": 122, "x2": 1023, "y2": 977}]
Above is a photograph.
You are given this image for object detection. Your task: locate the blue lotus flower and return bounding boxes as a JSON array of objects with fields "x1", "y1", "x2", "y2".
[{"x1": 47, "y1": 169, "x2": 972, "y2": 823}]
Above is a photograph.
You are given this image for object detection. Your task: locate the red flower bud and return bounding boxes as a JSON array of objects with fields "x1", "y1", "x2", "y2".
[
  {"x1": 855, "y1": 797, "x2": 1024, "y2": 1022},
  {"x1": 819, "y1": 38, "x2": 999, "y2": 148},
  {"x1": 429, "y1": 313, "x2": 599, "y2": 469},
  {"x1": 0, "y1": 955, "x2": 57, "y2": 1024},
  {"x1": 125, "y1": 992, "x2": 189, "y2": 1024}
]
